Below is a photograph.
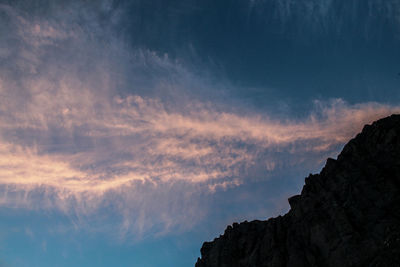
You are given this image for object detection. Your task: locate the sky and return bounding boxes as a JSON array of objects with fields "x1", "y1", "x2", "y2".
[{"x1": 0, "y1": 0, "x2": 400, "y2": 266}]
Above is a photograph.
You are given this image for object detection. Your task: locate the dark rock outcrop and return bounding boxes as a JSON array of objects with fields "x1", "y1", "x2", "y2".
[{"x1": 196, "y1": 115, "x2": 400, "y2": 267}]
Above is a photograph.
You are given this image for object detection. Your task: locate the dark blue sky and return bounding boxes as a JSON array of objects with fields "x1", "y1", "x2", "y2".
[
  {"x1": 0, "y1": 0, "x2": 399, "y2": 266},
  {"x1": 113, "y1": 0, "x2": 400, "y2": 103}
]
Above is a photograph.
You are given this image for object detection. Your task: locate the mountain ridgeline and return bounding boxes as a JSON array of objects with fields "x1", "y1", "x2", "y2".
[{"x1": 196, "y1": 115, "x2": 400, "y2": 267}]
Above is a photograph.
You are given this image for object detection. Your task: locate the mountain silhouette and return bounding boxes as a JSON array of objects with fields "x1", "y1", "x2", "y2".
[{"x1": 196, "y1": 114, "x2": 400, "y2": 267}]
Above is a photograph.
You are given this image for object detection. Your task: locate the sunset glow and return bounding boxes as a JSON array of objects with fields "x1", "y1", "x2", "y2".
[{"x1": 0, "y1": 1, "x2": 399, "y2": 266}]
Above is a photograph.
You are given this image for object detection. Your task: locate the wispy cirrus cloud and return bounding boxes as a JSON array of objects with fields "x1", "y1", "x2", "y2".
[
  {"x1": 0, "y1": 2, "x2": 399, "y2": 238},
  {"x1": 0, "y1": 84, "x2": 398, "y2": 205}
]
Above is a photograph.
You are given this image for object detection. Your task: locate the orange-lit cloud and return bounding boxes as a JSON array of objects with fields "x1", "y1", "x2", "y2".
[
  {"x1": 0, "y1": 87, "x2": 398, "y2": 193},
  {"x1": 1, "y1": 2, "x2": 400, "y2": 237}
]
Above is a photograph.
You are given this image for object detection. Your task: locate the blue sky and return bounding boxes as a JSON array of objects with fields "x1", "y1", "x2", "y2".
[{"x1": 0, "y1": 0, "x2": 400, "y2": 266}]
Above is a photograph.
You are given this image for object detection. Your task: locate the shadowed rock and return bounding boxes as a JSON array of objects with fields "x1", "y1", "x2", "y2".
[{"x1": 196, "y1": 114, "x2": 400, "y2": 267}]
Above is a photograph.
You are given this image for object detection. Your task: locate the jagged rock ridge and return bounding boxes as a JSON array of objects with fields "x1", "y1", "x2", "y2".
[{"x1": 196, "y1": 115, "x2": 400, "y2": 267}]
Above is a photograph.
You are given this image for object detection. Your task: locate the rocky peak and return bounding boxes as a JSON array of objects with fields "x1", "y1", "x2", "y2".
[{"x1": 196, "y1": 114, "x2": 400, "y2": 267}]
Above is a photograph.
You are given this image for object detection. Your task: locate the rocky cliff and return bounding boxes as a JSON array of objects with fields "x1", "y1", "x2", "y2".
[{"x1": 196, "y1": 115, "x2": 400, "y2": 267}]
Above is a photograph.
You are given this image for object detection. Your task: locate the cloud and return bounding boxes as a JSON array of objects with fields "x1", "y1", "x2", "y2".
[
  {"x1": 0, "y1": 85, "x2": 398, "y2": 237},
  {"x1": 0, "y1": 1, "x2": 399, "y2": 238},
  {"x1": 1, "y1": 84, "x2": 397, "y2": 192}
]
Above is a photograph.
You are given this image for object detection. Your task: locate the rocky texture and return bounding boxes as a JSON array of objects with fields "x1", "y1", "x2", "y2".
[{"x1": 196, "y1": 115, "x2": 400, "y2": 267}]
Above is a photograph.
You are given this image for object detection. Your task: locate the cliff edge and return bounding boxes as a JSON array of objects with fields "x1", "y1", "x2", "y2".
[{"x1": 196, "y1": 114, "x2": 400, "y2": 267}]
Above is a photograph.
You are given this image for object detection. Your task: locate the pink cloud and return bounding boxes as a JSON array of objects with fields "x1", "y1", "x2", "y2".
[{"x1": 0, "y1": 2, "x2": 399, "y2": 237}]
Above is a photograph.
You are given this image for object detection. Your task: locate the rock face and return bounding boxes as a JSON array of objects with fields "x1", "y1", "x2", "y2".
[{"x1": 196, "y1": 115, "x2": 400, "y2": 267}]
